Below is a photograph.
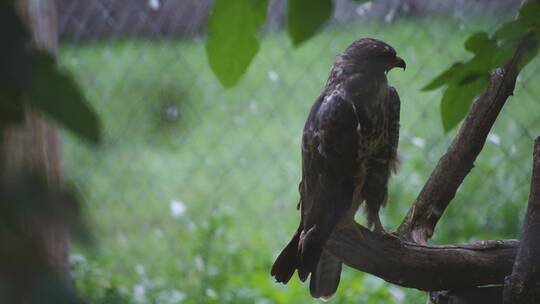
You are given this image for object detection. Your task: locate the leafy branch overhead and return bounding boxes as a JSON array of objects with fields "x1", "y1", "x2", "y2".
[
  {"x1": 0, "y1": 2, "x2": 101, "y2": 144},
  {"x1": 424, "y1": 1, "x2": 540, "y2": 132},
  {"x1": 205, "y1": 0, "x2": 537, "y2": 135},
  {"x1": 207, "y1": 0, "x2": 368, "y2": 87}
]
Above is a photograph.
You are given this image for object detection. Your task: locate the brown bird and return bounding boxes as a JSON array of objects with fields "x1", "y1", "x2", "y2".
[{"x1": 270, "y1": 38, "x2": 405, "y2": 300}]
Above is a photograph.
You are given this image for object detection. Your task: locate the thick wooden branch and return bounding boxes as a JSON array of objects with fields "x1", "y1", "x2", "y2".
[
  {"x1": 325, "y1": 223, "x2": 518, "y2": 291},
  {"x1": 430, "y1": 287, "x2": 506, "y2": 304},
  {"x1": 429, "y1": 285, "x2": 540, "y2": 304},
  {"x1": 503, "y1": 137, "x2": 540, "y2": 304},
  {"x1": 398, "y1": 38, "x2": 536, "y2": 244}
]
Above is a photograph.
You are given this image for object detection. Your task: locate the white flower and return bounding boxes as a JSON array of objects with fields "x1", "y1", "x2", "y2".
[
  {"x1": 268, "y1": 70, "x2": 279, "y2": 82},
  {"x1": 133, "y1": 284, "x2": 146, "y2": 302},
  {"x1": 170, "y1": 200, "x2": 187, "y2": 218},
  {"x1": 389, "y1": 287, "x2": 405, "y2": 303},
  {"x1": 356, "y1": 2, "x2": 373, "y2": 16},
  {"x1": 249, "y1": 100, "x2": 258, "y2": 114},
  {"x1": 195, "y1": 255, "x2": 205, "y2": 271},
  {"x1": 411, "y1": 137, "x2": 425, "y2": 148},
  {"x1": 206, "y1": 288, "x2": 218, "y2": 299},
  {"x1": 169, "y1": 290, "x2": 186, "y2": 303},
  {"x1": 69, "y1": 253, "x2": 86, "y2": 265},
  {"x1": 156, "y1": 290, "x2": 186, "y2": 303},
  {"x1": 487, "y1": 133, "x2": 501, "y2": 145},
  {"x1": 148, "y1": 0, "x2": 160, "y2": 10}
]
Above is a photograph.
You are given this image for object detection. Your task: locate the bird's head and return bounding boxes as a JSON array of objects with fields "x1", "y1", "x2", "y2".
[{"x1": 341, "y1": 38, "x2": 406, "y2": 75}]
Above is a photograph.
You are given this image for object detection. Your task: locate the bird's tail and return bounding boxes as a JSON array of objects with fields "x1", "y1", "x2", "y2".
[
  {"x1": 271, "y1": 224, "x2": 326, "y2": 284},
  {"x1": 309, "y1": 250, "x2": 342, "y2": 301},
  {"x1": 270, "y1": 225, "x2": 301, "y2": 284}
]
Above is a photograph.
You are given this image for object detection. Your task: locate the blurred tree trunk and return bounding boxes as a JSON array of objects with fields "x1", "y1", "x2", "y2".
[{"x1": 0, "y1": 0, "x2": 69, "y2": 277}]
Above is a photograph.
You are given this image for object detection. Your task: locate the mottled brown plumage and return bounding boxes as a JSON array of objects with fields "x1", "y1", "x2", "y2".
[{"x1": 271, "y1": 38, "x2": 405, "y2": 299}]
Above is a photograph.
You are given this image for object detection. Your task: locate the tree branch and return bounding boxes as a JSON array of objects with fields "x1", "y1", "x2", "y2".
[
  {"x1": 503, "y1": 137, "x2": 540, "y2": 304},
  {"x1": 398, "y1": 37, "x2": 536, "y2": 244},
  {"x1": 325, "y1": 223, "x2": 518, "y2": 291},
  {"x1": 430, "y1": 287, "x2": 506, "y2": 304},
  {"x1": 429, "y1": 285, "x2": 540, "y2": 304}
]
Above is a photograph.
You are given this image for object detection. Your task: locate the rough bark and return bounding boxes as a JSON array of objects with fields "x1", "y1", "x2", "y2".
[
  {"x1": 429, "y1": 285, "x2": 540, "y2": 304},
  {"x1": 398, "y1": 37, "x2": 537, "y2": 244},
  {"x1": 325, "y1": 223, "x2": 518, "y2": 291},
  {"x1": 1, "y1": 0, "x2": 68, "y2": 278},
  {"x1": 503, "y1": 137, "x2": 540, "y2": 304}
]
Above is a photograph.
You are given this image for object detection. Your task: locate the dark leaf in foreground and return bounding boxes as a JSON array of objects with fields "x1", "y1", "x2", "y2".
[
  {"x1": 519, "y1": 0, "x2": 540, "y2": 29},
  {"x1": 28, "y1": 53, "x2": 101, "y2": 144},
  {"x1": 288, "y1": 0, "x2": 333, "y2": 46}
]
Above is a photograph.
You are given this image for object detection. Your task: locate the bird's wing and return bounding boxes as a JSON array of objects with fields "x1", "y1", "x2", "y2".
[
  {"x1": 297, "y1": 91, "x2": 359, "y2": 280},
  {"x1": 387, "y1": 86, "x2": 401, "y2": 172}
]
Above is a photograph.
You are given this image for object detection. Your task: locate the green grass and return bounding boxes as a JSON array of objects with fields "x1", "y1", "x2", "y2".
[{"x1": 60, "y1": 16, "x2": 540, "y2": 303}]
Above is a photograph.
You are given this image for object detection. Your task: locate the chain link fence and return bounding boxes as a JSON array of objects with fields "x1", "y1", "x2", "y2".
[{"x1": 57, "y1": 0, "x2": 539, "y2": 303}]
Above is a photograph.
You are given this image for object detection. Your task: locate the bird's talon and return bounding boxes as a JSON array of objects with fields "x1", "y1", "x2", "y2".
[{"x1": 383, "y1": 231, "x2": 401, "y2": 240}]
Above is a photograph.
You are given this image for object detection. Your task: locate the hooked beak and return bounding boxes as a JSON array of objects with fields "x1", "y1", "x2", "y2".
[{"x1": 393, "y1": 55, "x2": 406, "y2": 70}]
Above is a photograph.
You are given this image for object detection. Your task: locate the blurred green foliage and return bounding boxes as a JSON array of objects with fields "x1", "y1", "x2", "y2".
[
  {"x1": 0, "y1": 1, "x2": 101, "y2": 143},
  {"x1": 60, "y1": 15, "x2": 539, "y2": 303}
]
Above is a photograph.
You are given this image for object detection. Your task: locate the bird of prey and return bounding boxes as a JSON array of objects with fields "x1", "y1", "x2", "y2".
[{"x1": 271, "y1": 38, "x2": 405, "y2": 300}]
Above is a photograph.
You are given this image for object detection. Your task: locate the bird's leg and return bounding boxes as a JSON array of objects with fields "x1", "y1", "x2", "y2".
[
  {"x1": 373, "y1": 215, "x2": 386, "y2": 235},
  {"x1": 338, "y1": 214, "x2": 365, "y2": 240},
  {"x1": 373, "y1": 215, "x2": 400, "y2": 240}
]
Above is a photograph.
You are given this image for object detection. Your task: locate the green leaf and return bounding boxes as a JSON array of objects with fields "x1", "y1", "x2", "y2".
[
  {"x1": 517, "y1": 37, "x2": 540, "y2": 71},
  {"x1": 519, "y1": 0, "x2": 540, "y2": 29},
  {"x1": 28, "y1": 52, "x2": 101, "y2": 143},
  {"x1": 464, "y1": 32, "x2": 495, "y2": 54},
  {"x1": 206, "y1": 0, "x2": 268, "y2": 88},
  {"x1": 288, "y1": 0, "x2": 333, "y2": 46},
  {"x1": 422, "y1": 62, "x2": 464, "y2": 91},
  {"x1": 426, "y1": 0, "x2": 540, "y2": 134},
  {"x1": 495, "y1": 19, "x2": 528, "y2": 42},
  {"x1": 440, "y1": 77, "x2": 487, "y2": 132},
  {"x1": 424, "y1": 33, "x2": 505, "y2": 92}
]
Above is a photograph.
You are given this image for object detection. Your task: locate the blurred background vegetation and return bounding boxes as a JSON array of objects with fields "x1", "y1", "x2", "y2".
[{"x1": 49, "y1": 0, "x2": 540, "y2": 303}]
